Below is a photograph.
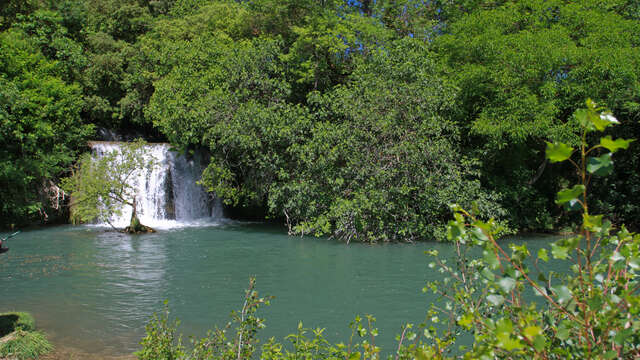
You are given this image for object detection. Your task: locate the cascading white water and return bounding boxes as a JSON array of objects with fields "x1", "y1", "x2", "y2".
[{"x1": 89, "y1": 141, "x2": 223, "y2": 228}]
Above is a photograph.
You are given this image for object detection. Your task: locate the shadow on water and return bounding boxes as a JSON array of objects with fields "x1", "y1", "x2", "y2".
[{"x1": 0, "y1": 314, "x2": 20, "y2": 337}]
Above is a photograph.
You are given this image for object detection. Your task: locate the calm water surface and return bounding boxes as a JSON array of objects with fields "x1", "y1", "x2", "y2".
[{"x1": 0, "y1": 224, "x2": 559, "y2": 357}]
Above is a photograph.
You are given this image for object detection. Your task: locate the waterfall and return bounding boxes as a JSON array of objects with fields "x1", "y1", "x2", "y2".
[{"x1": 89, "y1": 141, "x2": 223, "y2": 228}]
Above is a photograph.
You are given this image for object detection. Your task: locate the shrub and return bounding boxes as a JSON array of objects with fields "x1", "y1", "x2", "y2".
[
  {"x1": 136, "y1": 300, "x2": 185, "y2": 360},
  {"x1": 424, "y1": 100, "x2": 640, "y2": 358}
]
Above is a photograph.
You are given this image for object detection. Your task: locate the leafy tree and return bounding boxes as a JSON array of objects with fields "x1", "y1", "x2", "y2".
[
  {"x1": 62, "y1": 139, "x2": 156, "y2": 233},
  {"x1": 144, "y1": 1, "x2": 504, "y2": 242},
  {"x1": 282, "y1": 9, "x2": 393, "y2": 98},
  {"x1": 373, "y1": 0, "x2": 438, "y2": 39},
  {"x1": 274, "y1": 38, "x2": 505, "y2": 242},
  {"x1": 120, "y1": 0, "x2": 256, "y2": 128},
  {"x1": 0, "y1": 28, "x2": 92, "y2": 226},
  {"x1": 147, "y1": 30, "x2": 307, "y2": 209},
  {"x1": 433, "y1": 0, "x2": 640, "y2": 231},
  {"x1": 0, "y1": 0, "x2": 40, "y2": 30},
  {"x1": 14, "y1": 9, "x2": 87, "y2": 82}
]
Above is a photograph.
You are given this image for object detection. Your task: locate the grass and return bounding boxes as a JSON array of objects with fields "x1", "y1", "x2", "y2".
[
  {"x1": 0, "y1": 312, "x2": 52, "y2": 359},
  {"x1": 0, "y1": 330, "x2": 53, "y2": 360}
]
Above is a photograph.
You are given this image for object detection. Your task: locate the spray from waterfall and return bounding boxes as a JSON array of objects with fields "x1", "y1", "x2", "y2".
[{"x1": 89, "y1": 142, "x2": 223, "y2": 229}]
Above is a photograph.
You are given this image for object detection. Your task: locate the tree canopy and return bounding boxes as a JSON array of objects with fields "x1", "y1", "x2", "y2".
[
  {"x1": 1, "y1": 0, "x2": 639, "y2": 241},
  {"x1": 0, "y1": 27, "x2": 91, "y2": 225}
]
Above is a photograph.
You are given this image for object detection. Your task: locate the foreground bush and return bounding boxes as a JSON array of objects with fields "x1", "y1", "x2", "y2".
[{"x1": 425, "y1": 100, "x2": 639, "y2": 358}]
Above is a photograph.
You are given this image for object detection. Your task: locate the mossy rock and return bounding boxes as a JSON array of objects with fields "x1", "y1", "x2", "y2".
[
  {"x1": 0, "y1": 313, "x2": 35, "y2": 337},
  {"x1": 124, "y1": 214, "x2": 155, "y2": 234}
]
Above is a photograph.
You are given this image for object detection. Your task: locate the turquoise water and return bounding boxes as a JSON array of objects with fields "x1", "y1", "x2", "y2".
[{"x1": 0, "y1": 224, "x2": 559, "y2": 357}]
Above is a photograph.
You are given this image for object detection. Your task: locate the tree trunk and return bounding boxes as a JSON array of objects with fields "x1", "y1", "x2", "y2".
[{"x1": 124, "y1": 197, "x2": 155, "y2": 234}]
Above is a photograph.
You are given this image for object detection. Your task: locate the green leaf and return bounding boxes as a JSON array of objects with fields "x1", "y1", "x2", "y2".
[
  {"x1": 498, "y1": 277, "x2": 516, "y2": 293},
  {"x1": 483, "y1": 250, "x2": 500, "y2": 270},
  {"x1": 473, "y1": 220, "x2": 492, "y2": 232},
  {"x1": 458, "y1": 313, "x2": 473, "y2": 330},
  {"x1": 537, "y1": 248, "x2": 549, "y2": 262},
  {"x1": 581, "y1": 105, "x2": 619, "y2": 131},
  {"x1": 537, "y1": 272, "x2": 548, "y2": 283},
  {"x1": 533, "y1": 335, "x2": 546, "y2": 352},
  {"x1": 551, "y1": 285, "x2": 572, "y2": 304},
  {"x1": 589, "y1": 110, "x2": 609, "y2": 131},
  {"x1": 481, "y1": 267, "x2": 495, "y2": 281},
  {"x1": 496, "y1": 318, "x2": 513, "y2": 334},
  {"x1": 600, "y1": 136, "x2": 634, "y2": 153},
  {"x1": 447, "y1": 221, "x2": 465, "y2": 241},
  {"x1": 470, "y1": 227, "x2": 488, "y2": 242},
  {"x1": 499, "y1": 336, "x2": 523, "y2": 351},
  {"x1": 357, "y1": 326, "x2": 367, "y2": 337},
  {"x1": 524, "y1": 326, "x2": 542, "y2": 339},
  {"x1": 551, "y1": 242, "x2": 569, "y2": 260},
  {"x1": 596, "y1": 111, "x2": 620, "y2": 130},
  {"x1": 557, "y1": 323, "x2": 570, "y2": 340},
  {"x1": 574, "y1": 108, "x2": 593, "y2": 130},
  {"x1": 545, "y1": 142, "x2": 573, "y2": 163},
  {"x1": 555, "y1": 185, "x2": 585, "y2": 205},
  {"x1": 487, "y1": 294, "x2": 505, "y2": 306},
  {"x1": 583, "y1": 214, "x2": 603, "y2": 232},
  {"x1": 604, "y1": 350, "x2": 619, "y2": 359},
  {"x1": 614, "y1": 328, "x2": 633, "y2": 346},
  {"x1": 587, "y1": 153, "x2": 613, "y2": 176},
  {"x1": 511, "y1": 243, "x2": 529, "y2": 258}
]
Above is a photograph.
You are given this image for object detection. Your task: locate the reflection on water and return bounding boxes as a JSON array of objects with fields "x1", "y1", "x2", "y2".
[{"x1": 0, "y1": 225, "x2": 560, "y2": 357}]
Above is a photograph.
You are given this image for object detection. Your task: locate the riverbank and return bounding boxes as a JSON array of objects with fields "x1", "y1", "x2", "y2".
[
  {"x1": 0, "y1": 312, "x2": 134, "y2": 360},
  {"x1": 0, "y1": 312, "x2": 51, "y2": 360}
]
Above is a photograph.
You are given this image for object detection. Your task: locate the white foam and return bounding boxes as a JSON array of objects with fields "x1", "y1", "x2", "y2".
[{"x1": 88, "y1": 142, "x2": 223, "y2": 229}]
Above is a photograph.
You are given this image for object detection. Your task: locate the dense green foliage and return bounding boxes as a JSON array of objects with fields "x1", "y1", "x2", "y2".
[
  {"x1": 434, "y1": 0, "x2": 640, "y2": 232},
  {"x1": 271, "y1": 40, "x2": 505, "y2": 242},
  {"x1": 0, "y1": 27, "x2": 92, "y2": 226},
  {"x1": 421, "y1": 101, "x2": 640, "y2": 358},
  {"x1": 1, "y1": 0, "x2": 639, "y2": 241}
]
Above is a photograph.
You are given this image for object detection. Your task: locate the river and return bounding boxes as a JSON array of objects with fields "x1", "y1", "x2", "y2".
[{"x1": 0, "y1": 224, "x2": 559, "y2": 357}]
